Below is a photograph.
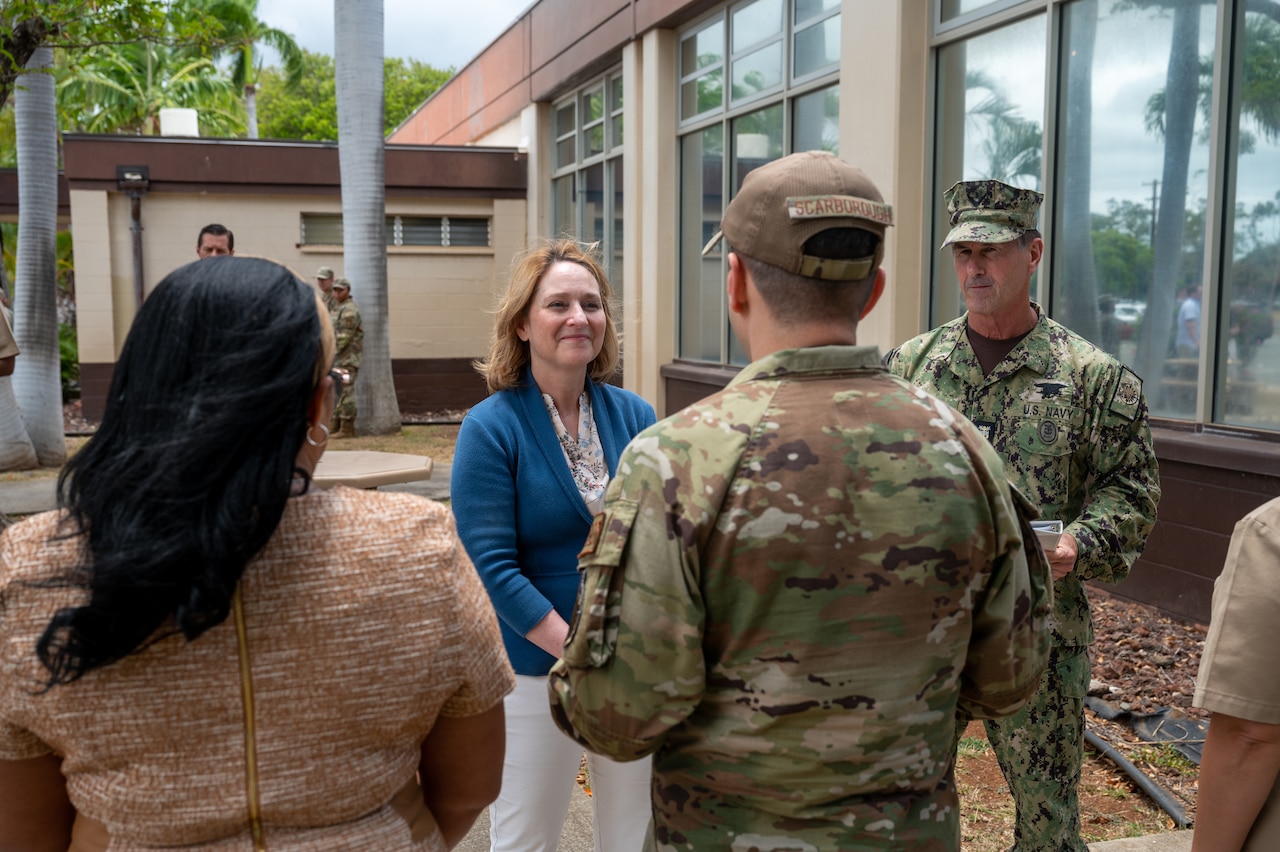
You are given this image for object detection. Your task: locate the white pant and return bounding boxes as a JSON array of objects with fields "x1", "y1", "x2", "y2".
[{"x1": 489, "y1": 674, "x2": 652, "y2": 852}]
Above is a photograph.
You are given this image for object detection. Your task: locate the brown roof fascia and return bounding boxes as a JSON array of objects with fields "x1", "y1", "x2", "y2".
[
  {"x1": 60, "y1": 135, "x2": 526, "y2": 199},
  {"x1": 0, "y1": 169, "x2": 72, "y2": 219}
]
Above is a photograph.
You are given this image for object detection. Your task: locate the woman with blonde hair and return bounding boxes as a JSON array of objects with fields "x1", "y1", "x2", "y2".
[
  {"x1": 452, "y1": 239, "x2": 655, "y2": 850},
  {"x1": 0, "y1": 256, "x2": 513, "y2": 850}
]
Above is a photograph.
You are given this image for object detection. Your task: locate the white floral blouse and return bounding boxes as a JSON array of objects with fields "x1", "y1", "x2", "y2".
[{"x1": 542, "y1": 391, "x2": 609, "y2": 515}]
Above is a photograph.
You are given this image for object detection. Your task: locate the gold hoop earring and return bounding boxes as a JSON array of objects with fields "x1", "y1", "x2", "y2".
[{"x1": 305, "y1": 422, "x2": 329, "y2": 448}]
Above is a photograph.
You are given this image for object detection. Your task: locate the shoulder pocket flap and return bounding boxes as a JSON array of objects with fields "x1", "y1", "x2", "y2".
[{"x1": 566, "y1": 500, "x2": 640, "y2": 668}]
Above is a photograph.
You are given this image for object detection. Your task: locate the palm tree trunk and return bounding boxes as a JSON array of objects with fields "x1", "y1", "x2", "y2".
[
  {"x1": 245, "y1": 83, "x2": 258, "y2": 138},
  {"x1": 335, "y1": 0, "x2": 397, "y2": 435},
  {"x1": 1140, "y1": 3, "x2": 1200, "y2": 387},
  {"x1": 0, "y1": 378, "x2": 39, "y2": 470},
  {"x1": 11, "y1": 46, "x2": 66, "y2": 467},
  {"x1": 1059, "y1": 1, "x2": 1100, "y2": 344}
]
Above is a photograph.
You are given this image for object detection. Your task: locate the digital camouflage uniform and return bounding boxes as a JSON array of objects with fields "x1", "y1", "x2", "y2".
[
  {"x1": 887, "y1": 305, "x2": 1160, "y2": 851},
  {"x1": 549, "y1": 345, "x2": 1052, "y2": 852},
  {"x1": 330, "y1": 296, "x2": 363, "y2": 425}
]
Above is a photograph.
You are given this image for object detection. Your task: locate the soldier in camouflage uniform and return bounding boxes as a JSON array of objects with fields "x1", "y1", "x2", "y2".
[
  {"x1": 315, "y1": 266, "x2": 338, "y2": 312},
  {"x1": 549, "y1": 152, "x2": 1052, "y2": 851},
  {"x1": 329, "y1": 278, "x2": 362, "y2": 439},
  {"x1": 886, "y1": 179, "x2": 1161, "y2": 852}
]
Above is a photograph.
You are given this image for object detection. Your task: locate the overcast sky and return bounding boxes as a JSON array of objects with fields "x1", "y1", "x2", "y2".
[{"x1": 254, "y1": 0, "x2": 531, "y2": 71}]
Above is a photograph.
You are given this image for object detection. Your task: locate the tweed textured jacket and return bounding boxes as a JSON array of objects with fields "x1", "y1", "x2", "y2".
[{"x1": 0, "y1": 486, "x2": 514, "y2": 850}]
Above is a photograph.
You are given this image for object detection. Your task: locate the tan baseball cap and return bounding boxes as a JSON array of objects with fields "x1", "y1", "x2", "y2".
[
  {"x1": 702, "y1": 151, "x2": 894, "y2": 281},
  {"x1": 315, "y1": 266, "x2": 334, "y2": 280},
  {"x1": 332, "y1": 277, "x2": 350, "y2": 291}
]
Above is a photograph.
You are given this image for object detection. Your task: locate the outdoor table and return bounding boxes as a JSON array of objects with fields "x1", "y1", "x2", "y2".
[{"x1": 312, "y1": 451, "x2": 434, "y2": 490}]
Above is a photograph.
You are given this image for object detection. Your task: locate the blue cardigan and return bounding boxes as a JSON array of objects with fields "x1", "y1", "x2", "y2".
[{"x1": 451, "y1": 373, "x2": 656, "y2": 675}]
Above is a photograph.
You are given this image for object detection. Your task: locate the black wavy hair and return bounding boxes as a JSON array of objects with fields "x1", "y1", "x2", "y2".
[{"x1": 40, "y1": 256, "x2": 325, "y2": 686}]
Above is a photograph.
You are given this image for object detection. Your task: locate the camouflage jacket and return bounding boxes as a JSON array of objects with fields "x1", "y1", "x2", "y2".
[
  {"x1": 330, "y1": 299, "x2": 363, "y2": 371},
  {"x1": 321, "y1": 290, "x2": 338, "y2": 313},
  {"x1": 549, "y1": 345, "x2": 1051, "y2": 851},
  {"x1": 886, "y1": 304, "x2": 1160, "y2": 647}
]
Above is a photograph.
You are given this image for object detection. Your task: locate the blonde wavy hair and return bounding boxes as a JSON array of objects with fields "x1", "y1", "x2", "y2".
[{"x1": 476, "y1": 238, "x2": 620, "y2": 393}]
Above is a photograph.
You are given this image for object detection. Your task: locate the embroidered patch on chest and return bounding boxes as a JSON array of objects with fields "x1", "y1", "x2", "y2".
[{"x1": 1026, "y1": 379, "x2": 1072, "y2": 402}]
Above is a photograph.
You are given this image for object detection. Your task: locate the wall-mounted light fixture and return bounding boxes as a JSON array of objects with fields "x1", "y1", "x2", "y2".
[{"x1": 116, "y1": 165, "x2": 150, "y2": 309}]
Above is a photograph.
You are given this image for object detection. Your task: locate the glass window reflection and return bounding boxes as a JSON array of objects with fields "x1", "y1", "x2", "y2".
[
  {"x1": 732, "y1": 0, "x2": 783, "y2": 54},
  {"x1": 933, "y1": 12, "x2": 1045, "y2": 326},
  {"x1": 794, "y1": 14, "x2": 840, "y2": 80},
  {"x1": 1052, "y1": 0, "x2": 1216, "y2": 421},
  {"x1": 680, "y1": 126, "x2": 726, "y2": 362},
  {"x1": 794, "y1": 84, "x2": 839, "y2": 155},
  {"x1": 1218, "y1": 5, "x2": 1280, "y2": 430}
]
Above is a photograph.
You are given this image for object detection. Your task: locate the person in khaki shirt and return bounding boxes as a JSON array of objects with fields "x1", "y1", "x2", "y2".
[
  {"x1": 1192, "y1": 495, "x2": 1280, "y2": 852},
  {"x1": 0, "y1": 307, "x2": 17, "y2": 377}
]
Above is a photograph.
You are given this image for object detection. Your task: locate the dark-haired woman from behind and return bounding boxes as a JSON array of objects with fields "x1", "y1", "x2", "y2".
[{"x1": 0, "y1": 256, "x2": 514, "y2": 851}]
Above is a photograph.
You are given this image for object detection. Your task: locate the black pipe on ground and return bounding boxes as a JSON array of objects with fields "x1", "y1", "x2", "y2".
[{"x1": 1084, "y1": 726, "x2": 1192, "y2": 828}]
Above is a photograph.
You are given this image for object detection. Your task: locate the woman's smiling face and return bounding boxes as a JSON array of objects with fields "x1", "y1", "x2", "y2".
[{"x1": 517, "y1": 261, "x2": 607, "y2": 380}]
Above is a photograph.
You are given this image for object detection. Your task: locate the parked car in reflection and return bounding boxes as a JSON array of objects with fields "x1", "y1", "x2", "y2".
[{"x1": 1113, "y1": 300, "x2": 1146, "y2": 325}]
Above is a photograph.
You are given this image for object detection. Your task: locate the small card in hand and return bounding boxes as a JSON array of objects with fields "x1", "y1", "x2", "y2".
[{"x1": 1030, "y1": 520, "x2": 1063, "y2": 551}]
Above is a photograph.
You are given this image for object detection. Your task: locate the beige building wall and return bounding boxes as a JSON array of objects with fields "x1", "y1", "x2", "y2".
[
  {"x1": 387, "y1": 196, "x2": 528, "y2": 360},
  {"x1": 842, "y1": 1, "x2": 930, "y2": 355},
  {"x1": 67, "y1": 190, "x2": 115, "y2": 364},
  {"x1": 630, "y1": 29, "x2": 678, "y2": 410},
  {"x1": 77, "y1": 191, "x2": 526, "y2": 363}
]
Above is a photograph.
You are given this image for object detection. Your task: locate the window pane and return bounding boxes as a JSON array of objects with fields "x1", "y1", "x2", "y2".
[
  {"x1": 1218, "y1": 6, "x2": 1280, "y2": 431},
  {"x1": 793, "y1": 84, "x2": 838, "y2": 155},
  {"x1": 794, "y1": 0, "x2": 838, "y2": 26},
  {"x1": 301, "y1": 213, "x2": 343, "y2": 245},
  {"x1": 733, "y1": 104, "x2": 783, "y2": 190},
  {"x1": 682, "y1": 69, "x2": 724, "y2": 119},
  {"x1": 680, "y1": 126, "x2": 725, "y2": 361},
  {"x1": 611, "y1": 157, "x2": 625, "y2": 301},
  {"x1": 583, "y1": 163, "x2": 605, "y2": 247},
  {"x1": 444, "y1": 217, "x2": 490, "y2": 247},
  {"x1": 732, "y1": 0, "x2": 783, "y2": 54},
  {"x1": 793, "y1": 14, "x2": 840, "y2": 79},
  {"x1": 556, "y1": 135, "x2": 576, "y2": 169},
  {"x1": 610, "y1": 114, "x2": 623, "y2": 151},
  {"x1": 586, "y1": 123, "x2": 605, "y2": 158},
  {"x1": 932, "y1": 12, "x2": 1045, "y2": 325},
  {"x1": 555, "y1": 102, "x2": 576, "y2": 137},
  {"x1": 731, "y1": 42, "x2": 783, "y2": 102},
  {"x1": 610, "y1": 76, "x2": 623, "y2": 112},
  {"x1": 553, "y1": 174, "x2": 575, "y2": 238},
  {"x1": 1050, "y1": 0, "x2": 1216, "y2": 422},
  {"x1": 399, "y1": 216, "x2": 443, "y2": 246},
  {"x1": 584, "y1": 87, "x2": 604, "y2": 123},
  {"x1": 681, "y1": 20, "x2": 724, "y2": 74}
]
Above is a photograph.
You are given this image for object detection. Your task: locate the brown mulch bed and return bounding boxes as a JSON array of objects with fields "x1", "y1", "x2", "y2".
[
  {"x1": 1085, "y1": 591, "x2": 1207, "y2": 821},
  {"x1": 958, "y1": 590, "x2": 1206, "y2": 849}
]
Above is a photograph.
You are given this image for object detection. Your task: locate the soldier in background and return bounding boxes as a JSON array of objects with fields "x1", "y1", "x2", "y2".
[
  {"x1": 887, "y1": 180, "x2": 1161, "y2": 851},
  {"x1": 314, "y1": 266, "x2": 338, "y2": 312},
  {"x1": 329, "y1": 278, "x2": 362, "y2": 439},
  {"x1": 549, "y1": 152, "x2": 1051, "y2": 850}
]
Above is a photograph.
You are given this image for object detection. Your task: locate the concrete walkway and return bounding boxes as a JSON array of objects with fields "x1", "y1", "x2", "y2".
[
  {"x1": 1091, "y1": 833, "x2": 1193, "y2": 851},
  {"x1": 0, "y1": 464, "x2": 454, "y2": 518}
]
